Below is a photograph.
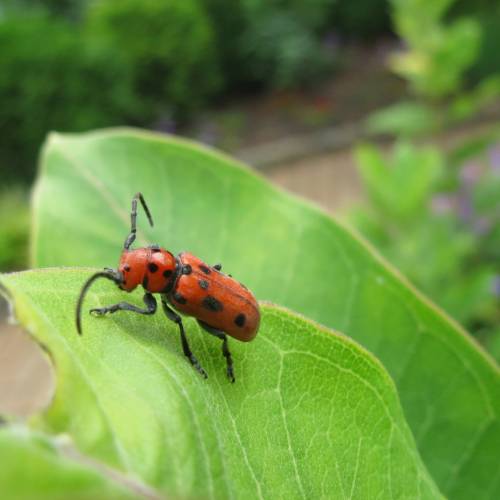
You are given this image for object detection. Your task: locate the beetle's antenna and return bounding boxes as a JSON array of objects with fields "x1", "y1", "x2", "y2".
[
  {"x1": 124, "y1": 192, "x2": 154, "y2": 250},
  {"x1": 76, "y1": 270, "x2": 122, "y2": 335}
]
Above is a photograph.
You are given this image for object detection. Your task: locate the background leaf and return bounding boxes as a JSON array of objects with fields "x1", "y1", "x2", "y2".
[
  {"x1": 354, "y1": 141, "x2": 443, "y2": 219},
  {"x1": 0, "y1": 424, "x2": 146, "y2": 500},
  {"x1": 32, "y1": 129, "x2": 499, "y2": 499},
  {"x1": 0, "y1": 269, "x2": 441, "y2": 498}
]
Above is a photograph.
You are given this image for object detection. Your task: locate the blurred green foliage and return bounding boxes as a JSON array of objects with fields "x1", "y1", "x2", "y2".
[
  {"x1": 391, "y1": 0, "x2": 482, "y2": 99},
  {"x1": 86, "y1": 0, "x2": 221, "y2": 118},
  {"x1": 350, "y1": 141, "x2": 500, "y2": 347},
  {"x1": 0, "y1": 14, "x2": 141, "y2": 183},
  {"x1": 2, "y1": 0, "x2": 500, "y2": 185},
  {"x1": 0, "y1": 0, "x2": 343, "y2": 184},
  {"x1": 236, "y1": 0, "x2": 335, "y2": 88},
  {"x1": 369, "y1": 0, "x2": 500, "y2": 137},
  {"x1": 352, "y1": 0, "x2": 500, "y2": 353},
  {"x1": 0, "y1": 187, "x2": 29, "y2": 270},
  {"x1": 329, "y1": 0, "x2": 390, "y2": 39},
  {"x1": 451, "y1": 0, "x2": 500, "y2": 81}
]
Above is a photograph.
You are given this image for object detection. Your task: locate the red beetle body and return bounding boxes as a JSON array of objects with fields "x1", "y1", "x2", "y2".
[
  {"x1": 76, "y1": 193, "x2": 260, "y2": 382},
  {"x1": 170, "y1": 252, "x2": 259, "y2": 342},
  {"x1": 117, "y1": 248, "x2": 260, "y2": 341}
]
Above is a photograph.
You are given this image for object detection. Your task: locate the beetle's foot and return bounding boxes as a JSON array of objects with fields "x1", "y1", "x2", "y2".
[
  {"x1": 189, "y1": 355, "x2": 208, "y2": 379},
  {"x1": 227, "y1": 367, "x2": 235, "y2": 383},
  {"x1": 90, "y1": 307, "x2": 109, "y2": 316}
]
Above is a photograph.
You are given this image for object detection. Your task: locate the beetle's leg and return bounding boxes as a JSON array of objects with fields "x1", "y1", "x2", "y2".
[
  {"x1": 197, "y1": 320, "x2": 235, "y2": 383},
  {"x1": 90, "y1": 292, "x2": 157, "y2": 316},
  {"x1": 124, "y1": 192, "x2": 154, "y2": 250},
  {"x1": 161, "y1": 299, "x2": 207, "y2": 379}
]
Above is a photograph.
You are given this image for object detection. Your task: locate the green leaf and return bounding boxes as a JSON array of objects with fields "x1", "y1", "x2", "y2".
[
  {"x1": 0, "y1": 269, "x2": 441, "y2": 499},
  {"x1": 355, "y1": 141, "x2": 443, "y2": 219},
  {"x1": 32, "y1": 129, "x2": 500, "y2": 499},
  {"x1": 390, "y1": 0, "x2": 481, "y2": 98},
  {"x1": 0, "y1": 424, "x2": 145, "y2": 500},
  {"x1": 449, "y1": 74, "x2": 500, "y2": 123},
  {"x1": 366, "y1": 101, "x2": 440, "y2": 138}
]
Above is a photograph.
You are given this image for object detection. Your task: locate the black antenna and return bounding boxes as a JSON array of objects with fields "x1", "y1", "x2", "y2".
[
  {"x1": 124, "y1": 192, "x2": 154, "y2": 250},
  {"x1": 75, "y1": 270, "x2": 121, "y2": 335}
]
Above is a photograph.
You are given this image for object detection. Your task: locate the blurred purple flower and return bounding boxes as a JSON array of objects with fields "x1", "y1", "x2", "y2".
[
  {"x1": 457, "y1": 189, "x2": 473, "y2": 222},
  {"x1": 472, "y1": 216, "x2": 492, "y2": 235},
  {"x1": 460, "y1": 162, "x2": 481, "y2": 186},
  {"x1": 322, "y1": 32, "x2": 340, "y2": 51},
  {"x1": 492, "y1": 275, "x2": 500, "y2": 297},
  {"x1": 154, "y1": 116, "x2": 176, "y2": 134},
  {"x1": 488, "y1": 145, "x2": 500, "y2": 172},
  {"x1": 431, "y1": 194, "x2": 455, "y2": 214},
  {"x1": 197, "y1": 123, "x2": 218, "y2": 146}
]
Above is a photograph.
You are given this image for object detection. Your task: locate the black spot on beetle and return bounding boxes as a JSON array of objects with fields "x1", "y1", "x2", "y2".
[
  {"x1": 163, "y1": 269, "x2": 172, "y2": 278},
  {"x1": 124, "y1": 264, "x2": 131, "y2": 272},
  {"x1": 142, "y1": 275, "x2": 149, "y2": 289},
  {"x1": 148, "y1": 263, "x2": 158, "y2": 273},
  {"x1": 234, "y1": 313, "x2": 246, "y2": 327},
  {"x1": 182, "y1": 264, "x2": 192, "y2": 275},
  {"x1": 174, "y1": 292, "x2": 187, "y2": 304},
  {"x1": 199, "y1": 265, "x2": 211, "y2": 275},
  {"x1": 199, "y1": 279, "x2": 209, "y2": 290},
  {"x1": 202, "y1": 295, "x2": 223, "y2": 312}
]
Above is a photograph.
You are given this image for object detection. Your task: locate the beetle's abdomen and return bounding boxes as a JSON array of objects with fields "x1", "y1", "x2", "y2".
[{"x1": 169, "y1": 252, "x2": 260, "y2": 342}]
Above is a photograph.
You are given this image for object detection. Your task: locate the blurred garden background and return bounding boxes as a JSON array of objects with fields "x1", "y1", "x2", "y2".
[{"x1": 0, "y1": 0, "x2": 499, "y2": 415}]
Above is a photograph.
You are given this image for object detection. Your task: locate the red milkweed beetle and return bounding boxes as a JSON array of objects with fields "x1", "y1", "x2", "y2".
[{"x1": 76, "y1": 193, "x2": 260, "y2": 382}]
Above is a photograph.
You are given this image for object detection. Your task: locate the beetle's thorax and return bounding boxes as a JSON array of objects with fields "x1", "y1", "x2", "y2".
[{"x1": 118, "y1": 247, "x2": 177, "y2": 293}]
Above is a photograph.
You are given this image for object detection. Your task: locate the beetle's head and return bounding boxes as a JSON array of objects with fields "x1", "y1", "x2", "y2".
[{"x1": 117, "y1": 249, "x2": 148, "y2": 292}]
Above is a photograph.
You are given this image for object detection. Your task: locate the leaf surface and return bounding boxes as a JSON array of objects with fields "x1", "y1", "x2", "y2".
[
  {"x1": 0, "y1": 424, "x2": 147, "y2": 500},
  {"x1": 32, "y1": 129, "x2": 500, "y2": 498},
  {"x1": 1, "y1": 269, "x2": 441, "y2": 498}
]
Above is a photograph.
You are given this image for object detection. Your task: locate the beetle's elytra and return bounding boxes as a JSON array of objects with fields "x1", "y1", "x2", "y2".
[{"x1": 76, "y1": 193, "x2": 260, "y2": 382}]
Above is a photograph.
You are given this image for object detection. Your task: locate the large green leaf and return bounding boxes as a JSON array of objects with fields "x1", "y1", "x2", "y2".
[
  {"x1": 0, "y1": 269, "x2": 441, "y2": 498},
  {"x1": 0, "y1": 424, "x2": 147, "y2": 499},
  {"x1": 32, "y1": 129, "x2": 499, "y2": 499}
]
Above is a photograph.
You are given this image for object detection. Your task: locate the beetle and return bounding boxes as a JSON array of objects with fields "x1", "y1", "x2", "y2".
[{"x1": 75, "y1": 193, "x2": 260, "y2": 382}]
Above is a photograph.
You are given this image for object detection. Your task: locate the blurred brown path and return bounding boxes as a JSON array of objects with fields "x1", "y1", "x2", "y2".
[
  {"x1": 265, "y1": 147, "x2": 361, "y2": 212},
  {"x1": 0, "y1": 322, "x2": 53, "y2": 417}
]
